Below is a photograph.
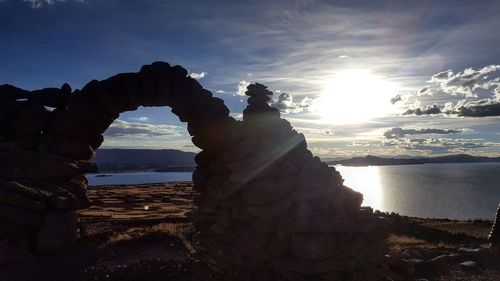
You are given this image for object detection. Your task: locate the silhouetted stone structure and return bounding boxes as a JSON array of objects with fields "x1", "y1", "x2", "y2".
[
  {"x1": 489, "y1": 203, "x2": 500, "y2": 256},
  {"x1": 0, "y1": 62, "x2": 388, "y2": 280}
]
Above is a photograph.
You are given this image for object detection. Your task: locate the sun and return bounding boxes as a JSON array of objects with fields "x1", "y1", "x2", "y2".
[{"x1": 314, "y1": 69, "x2": 396, "y2": 124}]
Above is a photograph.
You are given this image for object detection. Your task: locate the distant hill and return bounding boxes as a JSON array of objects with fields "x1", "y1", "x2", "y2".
[
  {"x1": 326, "y1": 154, "x2": 500, "y2": 166},
  {"x1": 94, "y1": 149, "x2": 196, "y2": 172}
]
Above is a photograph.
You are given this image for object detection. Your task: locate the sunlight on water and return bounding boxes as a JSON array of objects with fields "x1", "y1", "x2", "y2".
[
  {"x1": 89, "y1": 163, "x2": 500, "y2": 219},
  {"x1": 334, "y1": 165, "x2": 382, "y2": 210}
]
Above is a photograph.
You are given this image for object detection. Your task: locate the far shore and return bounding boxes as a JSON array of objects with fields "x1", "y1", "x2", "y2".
[{"x1": 327, "y1": 154, "x2": 500, "y2": 167}]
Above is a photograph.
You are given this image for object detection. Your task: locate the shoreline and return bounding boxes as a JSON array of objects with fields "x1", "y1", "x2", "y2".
[
  {"x1": 2, "y1": 182, "x2": 498, "y2": 281},
  {"x1": 87, "y1": 181, "x2": 496, "y2": 221}
]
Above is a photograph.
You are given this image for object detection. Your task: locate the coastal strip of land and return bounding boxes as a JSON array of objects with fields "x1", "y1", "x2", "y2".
[{"x1": 1, "y1": 182, "x2": 499, "y2": 281}]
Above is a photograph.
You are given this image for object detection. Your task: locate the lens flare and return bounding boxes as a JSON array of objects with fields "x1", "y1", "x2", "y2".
[{"x1": 314, "y1": 69, "x2": 397, "y2": 124}]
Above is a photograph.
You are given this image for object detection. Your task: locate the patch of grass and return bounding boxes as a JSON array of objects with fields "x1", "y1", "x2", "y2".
[
  {"x1": 388, "y1": 234, "x2": 426, "y2": 251},
  {"x1": 103, "y1": 223, "x2": 195, "y2": 253},
  {"x1": 376, "y1": 211, "x2": 487, "y2": 245},
  {"x1": 419, "y1": 220, "x2": 492, "y2": 239}
]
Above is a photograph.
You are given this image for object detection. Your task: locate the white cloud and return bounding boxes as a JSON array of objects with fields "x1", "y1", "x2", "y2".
[
  {"x1": 382, "y1": 137, "x2": 498, "y2": 154},
  {"x1": 403, "y1": 103, "x2": 442, "y2": 116},
  {"x1": 428, "y1": 65, "x2": 500, "y2": 97},
  {"x1": 383, "y1": 127, "x2": 462, "y2": 139},
  {"x1": 104, "y1": 119, "x2": 183, "y2": 138},
  {"x1": 337, "y1": 55, "x2": 350, "y2": 59},
  {"x1": 216, "y1": 90, "x2": 226, "y2": 94},
  {"x1": 23, "y1": 0, "x2": 84, "y2": 9},
  {"x1": 271, "y1": 92, "x2": 312, "y2": 114},
  {"x1": 129, "y1": 116, "x2": 150, "y2": 122},
  {"x1": 401, "y1": 65, "x2": 500, "y2": 117},
  {"x1": 189, "y1": 71, "x2": 207, "y2": 80},
  {"x1": 230, "y1": 112, "x2": 243, "y2": 120},
  {"x1": 236, "y1": 80, "x2": 250, "y2": 96}
]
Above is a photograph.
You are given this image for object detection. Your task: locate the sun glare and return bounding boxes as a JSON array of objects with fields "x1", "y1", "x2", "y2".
[
  {"x1": 315, "y1": 69, "x2": 396, "y2": 124},
  {"x1": 335, "y1": 165, "x2": 382, "y2": 210}
]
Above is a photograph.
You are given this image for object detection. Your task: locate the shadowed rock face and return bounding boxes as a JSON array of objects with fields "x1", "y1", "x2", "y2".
[{"x1": 0, "y1": 62, "x2": 389, "y2": 280}]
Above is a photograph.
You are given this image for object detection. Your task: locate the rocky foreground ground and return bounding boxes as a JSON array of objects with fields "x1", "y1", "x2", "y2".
[{"x1": 1, "y1": 182, "x2": 499, "y2": 281}]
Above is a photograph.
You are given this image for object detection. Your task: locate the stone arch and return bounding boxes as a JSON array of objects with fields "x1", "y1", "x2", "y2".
[{"x1": 0, "y1": 62, "x2": 389, "y2": 280}]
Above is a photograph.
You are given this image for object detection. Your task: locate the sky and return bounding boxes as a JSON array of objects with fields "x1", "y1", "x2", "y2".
[{"x1": 2, "y1": 0, "x2": 500, "y2": 158}]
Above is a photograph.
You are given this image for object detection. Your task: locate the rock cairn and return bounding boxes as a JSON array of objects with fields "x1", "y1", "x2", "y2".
[
  {"x1": 0, "y1": 61, "x2": 389, "y2": 280},
  {"x1": 489, "y1": 203, "x2": 500, "y2": 256},
  {"x1": 191, "y1": 83, "x2": 389, "y2": 280}
]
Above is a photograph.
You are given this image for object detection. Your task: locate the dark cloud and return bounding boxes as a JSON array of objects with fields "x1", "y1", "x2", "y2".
[
  {"x1": 390, "y1": 94, "x2": 402, "y2": 104},
  {"x1": 431, "y1": 70, "x2": 452, "y2": 80},
  {"x1": 384, "y1": 127, "x2": 462, "y2": 139},
  {"x1": 454, "y1": 101, "x2": 500, "y2": 117},
  {"x1": 104, "y1": 120, "x2": 183, "y2": 138},
  {"x1": 271, "y1": 92, "x2": 312, "y2": 114},
  {"x1": 402, "y1": 99, "x2": 500, "y2": 117},
  {"x1": 383, "y1": 137, "x2": 494, "y2": 154},
  {"x1": 428, "y1": 65, "x2": 500, "y2": 97},
  {"x1": 417, "y1": 86, "x2": 432, "y2": 96},
  {"x1": 402, "y1": 104, "x2": 442, "y2": 115},
  {"x1": 401, "y1": 65, "x2": 500, "y2": 118}
]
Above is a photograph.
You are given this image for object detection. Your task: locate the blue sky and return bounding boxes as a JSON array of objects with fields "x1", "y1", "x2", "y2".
[{"x1": 2, "y1": 0, "x2": 500, "y2": 158}]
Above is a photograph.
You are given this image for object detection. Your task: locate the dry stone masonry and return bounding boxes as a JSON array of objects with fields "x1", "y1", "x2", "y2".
[
  {"x1": 0, "y1": 62, "x2": 389, "y2": 280},
  {"x1": 190, "y1": 84, "x2": 389, "y2": 281}
]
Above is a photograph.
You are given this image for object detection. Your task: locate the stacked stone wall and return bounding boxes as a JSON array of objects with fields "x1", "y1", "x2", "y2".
[
  {"x1": 0, "y1": 62, "x2": 389, "y2": 280},
  {"x1": 191, "y1": 84, "x2": 388, "y2": 280}
]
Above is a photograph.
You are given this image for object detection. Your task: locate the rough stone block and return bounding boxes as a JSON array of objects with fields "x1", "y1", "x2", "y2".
[
  {"x1": 44, "y1": 138, "x2": 95, "y2": 160},
  {"x1": 291, "y1": 234, "x2": 338, "y2": 260},
  {"x1": 81, "y1": 80, "x2": 120, "y2": 119},
  {"x1": 0, "y1": 190, "x2": 46, "y2": 211},
  {"x1": 11, "y1": 103, "x2": 50, "y2": 140},
  {"x1": 0, "y1": 150, "x2": 88, "y2": 180},
  {"x1": 50, "y1": 108, "x2": 103, "y2": 149},
  {"x1": 36, "y1": 210, "x2": 77, "y2": 253},
  {"x1": 1, "y1": 181, "x2": 52, "y2": 202},
  {"x1": 245, "y1": 198, "x2": 293, "y2": 218},
  {"x1": 0, "y1": 239, "x2": 32, "y2": 265},
  {"x1": 0, "y1": 203, "x2": 43, "y2": 227},
  {"x1": 101, "y1": 73, "x2": 137, "y2": 111},
  {"x1": 241, "y1": 177, "x2": 296, "y2": 205},
  {"x1": 67, "y1": 90, "x2": 115, "y2": 134},
  {"x1": 0, "y1": 217, "x2": 34, "y2": 240}
]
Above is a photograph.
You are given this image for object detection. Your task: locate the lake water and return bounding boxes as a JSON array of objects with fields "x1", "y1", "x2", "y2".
[
  {"x1": 336, "y1": 163, "x2": 500, "y2": 220},
  {"x1": 88, "y1": 163, "x2": 500, "y2": 220},
  {"x1": 87, "y1": 172, "x2": 193, "y2": 186}
]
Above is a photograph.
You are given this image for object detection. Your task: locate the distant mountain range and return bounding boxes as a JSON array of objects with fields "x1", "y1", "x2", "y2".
[
  {"x1": 93, "y1": 149, "x2": 500, "y2": 172},
  {"x1": 327, "y1": 154, "x2": 500, "y2": 166},
  {"x1": 94, "y1": 149, "x2": 196, "y2": 172}
]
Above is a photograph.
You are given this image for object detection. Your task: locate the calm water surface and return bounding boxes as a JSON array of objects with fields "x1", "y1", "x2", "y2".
[
  {"x1": 87, "y1": 172, "x2": 193, "y2": 186},
  {"x1": 88, "y1": 163, "x2": 500, "y2": 219},
  {"x1": 336, "y1": 163, "x2": 500, "y2": 219}
]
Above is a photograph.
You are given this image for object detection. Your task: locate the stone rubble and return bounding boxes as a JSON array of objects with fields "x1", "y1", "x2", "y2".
[{"x1": 1, "y1": 62, "x2": 389, "y2": 280}]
